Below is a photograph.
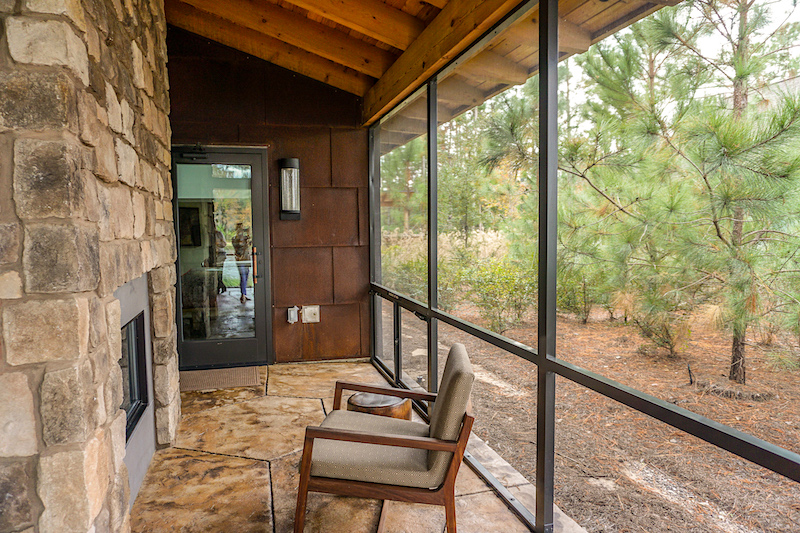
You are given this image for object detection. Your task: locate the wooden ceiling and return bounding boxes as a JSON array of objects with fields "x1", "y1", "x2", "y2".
[{"x1": 164, "y1": 0, "x2": 677, "y2": 125}]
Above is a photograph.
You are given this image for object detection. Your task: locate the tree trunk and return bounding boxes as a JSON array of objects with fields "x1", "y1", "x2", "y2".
[
  {"x1": 729, "y1": 332, "x2": 746, "y2": 384},
  {"x1": 727, "y1": 0, "x2": 749, "y2": 384}
]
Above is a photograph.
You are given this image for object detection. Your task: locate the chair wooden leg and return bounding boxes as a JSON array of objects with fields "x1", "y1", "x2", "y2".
[
  {"x1": 444, "y1": 492, "x2": 457, "y2": 533},
  {"x1": 294, "y1": 435, "x2": 314, "y2": 533}
]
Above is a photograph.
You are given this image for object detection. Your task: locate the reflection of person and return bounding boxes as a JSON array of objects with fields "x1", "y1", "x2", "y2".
[
  {"x1": 214, "y1": 228, "x2": 227, "y2": 293},
  {"x1": 232, "y1": 223, "x2": 252, "y2": 303}
]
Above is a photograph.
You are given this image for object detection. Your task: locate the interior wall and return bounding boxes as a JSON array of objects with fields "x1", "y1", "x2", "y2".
[{"x1": 168, "y1": 28, "x2": 370, "y2": 362}]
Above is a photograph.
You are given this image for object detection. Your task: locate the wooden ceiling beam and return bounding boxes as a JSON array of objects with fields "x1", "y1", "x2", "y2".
[
  {"x1": 502, "y1": 14, "x2": 592, "y2": 56},
  {"x1": 178, "y1": 0, "x2": 395, "y2": 78},
  {"x1": 437, "y1": 74, "x2": 487, "y2": 108},
  {"x1": 458, "y1": 50, "x2": 529, "y2": 85},
  {"x1": 381, "y1": 115, "x2": 427, "y2": 134},
  {"x1": 363, "y1": 0, "x2": 522, "y2": 125},
  {"x1": 165, "y1": 0, "x2": 373, "y2": 95},
  {"x1": 281, "y1": 0, "x2": 425, "y2": 51}
]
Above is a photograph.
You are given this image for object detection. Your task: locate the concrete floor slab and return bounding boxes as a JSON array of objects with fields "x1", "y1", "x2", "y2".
[
  {"x1": 131, "y1": 448, "x2": 272, "y2": 532},
  {"x1": 175, "y1": 396, "x2": 325, "y2": 461}
]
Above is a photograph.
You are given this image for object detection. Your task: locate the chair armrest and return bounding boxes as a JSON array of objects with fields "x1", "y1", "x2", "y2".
[
  {"x1": 333, "y1": 381, "x2": 438, "y2": 410},
  {"x1": 304, "y1": 425, "x2": 458, "y2": 452}
]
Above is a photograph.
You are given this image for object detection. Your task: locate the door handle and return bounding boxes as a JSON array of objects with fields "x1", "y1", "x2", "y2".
[{"x1": 252, "y1": 246, "x2": 263, "y2": 283}]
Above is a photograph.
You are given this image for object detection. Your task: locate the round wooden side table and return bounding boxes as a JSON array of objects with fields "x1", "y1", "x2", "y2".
[{"x1": 346, "y1": 392, "x2": 412, "y2": 420}]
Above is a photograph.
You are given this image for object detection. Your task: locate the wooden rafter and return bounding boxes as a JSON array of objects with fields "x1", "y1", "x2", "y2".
[
  {"x1": 280, "y1": 0, "x2": 425, "y2": 50},
  {"x1": 459, "y1": 50, "x2": 529, "y2": 85},
  {"x1": 363, "y1": 0, "x2": 522, "y2": 125},
  {"x1": 177, "y1": 0, "x2": 396, "y2": 78},
  {"x1": 165, "y1": 0, "x2": 373, "y2": 95}
]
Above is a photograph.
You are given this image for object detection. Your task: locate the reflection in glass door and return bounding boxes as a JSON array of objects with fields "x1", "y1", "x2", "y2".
[{"x1": 173, "y1": 149, "x2": 270, "y2": 369}]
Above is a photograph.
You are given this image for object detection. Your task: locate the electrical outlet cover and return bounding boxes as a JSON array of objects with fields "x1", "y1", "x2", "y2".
[{"x1": 302, "y1": 305, "x2": 320, "y2": 323}]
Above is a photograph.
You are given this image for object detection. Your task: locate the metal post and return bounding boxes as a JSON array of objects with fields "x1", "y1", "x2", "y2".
[
  {"x1": 427, "y1": 80, "x2": 439, "y2": 395},
  {"x1": 394, "y1": 300, "x2": 402, "y2": 387},
  {"x1": 536, "y1": 0, "x2": 558, "y2": 530},
  {"x1": 369, "y1": 127, "x2": 386, "y2": 370}
]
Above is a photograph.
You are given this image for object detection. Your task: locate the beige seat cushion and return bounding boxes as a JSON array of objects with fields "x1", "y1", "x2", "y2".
[{"x1": 310, "y1": 410, "x2": 446, "y2": 489}]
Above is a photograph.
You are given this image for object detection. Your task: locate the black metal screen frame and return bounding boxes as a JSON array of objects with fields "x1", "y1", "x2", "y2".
[{"x1": 368, "y1": 0, "x2": 800, "y2": 531}]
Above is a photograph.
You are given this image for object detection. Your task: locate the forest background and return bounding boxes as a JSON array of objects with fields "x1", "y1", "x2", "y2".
[{"x1": 378, "y1": 0, "x2": 800, "y2": 386}]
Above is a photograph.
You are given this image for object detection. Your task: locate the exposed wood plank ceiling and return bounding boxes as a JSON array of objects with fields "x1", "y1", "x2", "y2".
[{"x1": 164, "y1": 0, "x2": 672, "y2": 126}]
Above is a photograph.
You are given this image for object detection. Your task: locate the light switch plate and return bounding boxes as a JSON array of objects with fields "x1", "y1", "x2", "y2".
[{"x1": 301, "y1": 305, "x2": 320, "y2": 323}]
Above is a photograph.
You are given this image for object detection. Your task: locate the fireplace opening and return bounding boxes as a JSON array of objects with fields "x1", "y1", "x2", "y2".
[{"x1": 120, "y1": 311, "x2": 148, "y2": 440}]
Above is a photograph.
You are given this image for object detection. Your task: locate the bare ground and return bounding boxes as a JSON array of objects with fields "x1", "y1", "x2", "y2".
[{"x1": 395, "y1": 307, "x2": 800, "y2": 532}]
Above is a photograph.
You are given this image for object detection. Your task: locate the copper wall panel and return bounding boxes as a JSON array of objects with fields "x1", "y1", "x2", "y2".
[
  {"x1": 269, "y1": 128, "x2": 332, "y2": 188},
  {"x1": 272, "y1": 247, "x2": 334, "y2": 306},
  {"x1": 333, "y1": 246, "x2": 369, "y2": 304},
  {"x1": 357, "y1": 187, "x2": 369, "y2": 246},
  {"x1": 168, "y1": 28, "x2": 361, "y2": 128},
  {"x1": 272, "y1": 307, "x2": 303, "y2": 362},
  {"x1": 270, "y1": 188, "x2": 359, "y2": 248},
  {"x1": 169, "y1": 27, "x2": 370, "y2": 362},
  {"x1": 169, "y1": 57, "x2": 267, "y2": 125},
  {"x1": 360, "y1": 298, "x2": 371, "y2": 357},
  {"x1": 301, "y1": 303, "x2": 362, "y2": 360},
  {"x1": 331, "y1": 129, "x2": 368, "y2": 187},
  {"x1": 171, "y1": 121, "x2": 239, "y2": 145}
]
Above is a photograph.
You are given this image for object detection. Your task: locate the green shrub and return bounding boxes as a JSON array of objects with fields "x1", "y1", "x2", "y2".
[
  {"x1": 557, "y1": 261, "x2": 608, "y2": 323},
  {"x1": 466, "y1": 257, "x2": 536, "y2": 333},
  {"x1": 631, "y1": 284, "x2": 691, "y2": 356}
]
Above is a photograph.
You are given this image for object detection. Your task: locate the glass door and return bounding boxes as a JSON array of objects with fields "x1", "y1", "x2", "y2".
[{"x1": 172, "y1": 148, "x2": 271, "y2": 369}]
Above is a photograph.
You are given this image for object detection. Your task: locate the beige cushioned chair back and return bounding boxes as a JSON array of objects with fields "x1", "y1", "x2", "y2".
[{"x1": 427, "y1": 343, "x2": 473, "y2": 473}]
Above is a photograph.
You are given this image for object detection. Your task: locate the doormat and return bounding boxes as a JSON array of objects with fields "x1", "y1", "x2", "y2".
[{"x1": 180, "y1": 366, "x2": 262, "y2": 392}]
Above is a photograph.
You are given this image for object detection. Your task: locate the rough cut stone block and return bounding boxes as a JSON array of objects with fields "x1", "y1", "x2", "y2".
[
  {"x1": 84, "y1": 429, "x2": 111, "y2": 520},
  {"x1": 89, "y1": 297, "x2": 108, "y2": 351},
  {"x1": 120, "y1": 99, "x2": 134, "y2": 143},
  {"x1": 0, "y1": 461, "x2": 33, "y2": 531},
  {"x1": 0, "y1": 0, "x2": 15, "y2": 12},
  {"x1": 0, "y1": 70, "x2": 76, "y2": 131},
  {"x1": 132, "y1": 190, "x2": 146, "y2": 239},
  {"x1": 3, "y1": 298, "x2": 88, "y2": 365},
  {"x1": 25, "y1": 0, "x2": 87, "y2": 32},
  {"x1": 6, "y1": 18, "x2": 89, "y2": 85},
  {"x1": 40, "y1": 366, "x2": 90, "y2": 446},
  {"x1": 105, "y1": 82, "x2": 122, "y2": 133},
  {"x1": 155, "y1": 398, "x2": 180, "y2": 445},
  {"x1": 78, "y1": 91, "x2": 100, "y2": 147},
  {"x1": 106, "y1": 362, "x2": 124, "y2": 429},
  {"x1": 0, "y1": 374, "x2": 37, "y2": 456},
  {"x1": 154, "y1": 355, "x2": 178, "y2": 405},
  {"x1": 23, "y1": 223, "x2": 99, "y2": 293},
  {"x1": 115, "y1": 138, "x2": 138, "y2": 186},
  {"x1": 110, "y1": 410, "x2": 126, "y2": 470},
  {"x1": 152, "y1": 330, "x2": 176, "y2": 365},
  {"x1": 148, "y1": 264, "x2": 172, "y2": 294},
  {"x1": 151, "y1": 290, "x2": 174, "y2": 338},
  {"x1": 106, "y1": 298, "x2": 121, "y2": 355},
  {"x1": 95, "y1": 127, "x2": 118, "y2": 183},
  {"x1": 81, "y1": 170, "x2": 103, "y2": 224},
  {"x1": 109, "y1": 465, "x2": 130, "y2": 531},
  {"x1": 38, "y1": 450, "x2": 91, "y2": 533},
  {"x1": 0, "y1": 223, "x2": 20, "y2": 264},
  {"x1": 0, "y1": 270, "x2": 22, "y2": 299},
  {"x1": 140, "y1": 240, "x2": 154, "y2": 271},
  {"x1": 13, "y1": 138, "x2": 83, "y2": 219}
]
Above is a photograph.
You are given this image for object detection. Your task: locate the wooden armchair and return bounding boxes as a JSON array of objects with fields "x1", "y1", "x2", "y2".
[{"x1": 294, "y1": 344, "x2": 475, "y2": 533}]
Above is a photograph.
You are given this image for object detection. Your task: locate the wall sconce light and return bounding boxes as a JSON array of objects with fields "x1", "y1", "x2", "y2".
[{"x1": 279, "y1": 158, "x2": 301, "y2": 220}]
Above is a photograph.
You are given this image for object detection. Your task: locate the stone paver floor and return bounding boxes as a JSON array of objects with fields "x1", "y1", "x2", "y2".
[{"x1": 131, "y1": 361, "x2": 584, "y2": 532}]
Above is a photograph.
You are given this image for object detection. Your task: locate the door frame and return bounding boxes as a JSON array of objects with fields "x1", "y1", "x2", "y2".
[{"x1": 172, "y1": 146, "x2": 273, "y2": 370}]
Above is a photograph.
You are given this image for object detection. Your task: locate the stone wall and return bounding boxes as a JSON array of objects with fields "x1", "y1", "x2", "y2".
[{"x1": 0, "y1": 1, "x2": 175, "y2": 532}]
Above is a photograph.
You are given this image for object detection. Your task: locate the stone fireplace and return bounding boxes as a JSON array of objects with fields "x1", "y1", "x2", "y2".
[{"x1": 0, "y1": 0, "x2": 180, "y2": 531}]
